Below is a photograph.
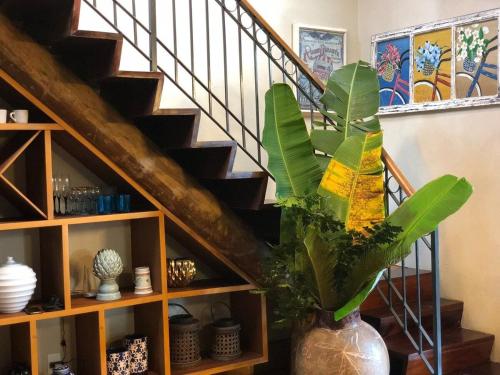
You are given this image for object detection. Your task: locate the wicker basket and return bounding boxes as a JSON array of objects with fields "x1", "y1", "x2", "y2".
[
  {"x1": 422, "y1": 61, "x2": 435, "y2": 76},
  {"x1": 381, "y1": 63, "x2": 396, "y2": 82},
  {"x1": 463, "y1": 56, "x2": 477, "y2": 73},
  {"x1": 210, "y1": 302, "x2": 242, "y2": 361},
  {"x1": 168, "y1": 304, "x2": 202, "y2": 368}
]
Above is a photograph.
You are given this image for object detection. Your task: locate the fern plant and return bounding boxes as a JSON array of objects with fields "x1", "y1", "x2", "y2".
[{"x1": 261, "y1": 61, "x2": 472, "y2": 322}]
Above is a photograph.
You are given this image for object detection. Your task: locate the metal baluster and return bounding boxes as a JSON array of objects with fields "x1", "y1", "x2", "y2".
[
  {"x1": 267, "y1": 38, "x2": 272, "y2": 87},
  {"x1": 415, "y1": 240, "x2": 424, "y2": 356},
  {"x1": 206, "y1": 0, "x2": 212, "y2": 115},
  {"x1": 93, "y1": 0, "x2": 97, "y2": 6},
  {"x1": 222, "y1": 0, "x2": 230, "y2": 131},
  {"x1": 112, "y1": 0, "x2": 117, "y2": 26},
  {"x1": 132, "y1": 0, "x2": 138, "y2": 45},
  {"x1": 281, "y1": 47, "x2": 286, "y2": 83},
  {"x1": 189, "y1": 0, "x2": 195, "y2": 96},
  {"x1": 252, "y1": 20, "x2": 261, "y2": 163},
  {"x1": 237, "y1": 4, "x2": 246, "y2": 148},
  {"x1": 431, "y1": 230, "x2": 442, "y2": 375},
  {"x1": 400, "y1": 188, "x2": 408, "y2": 334},
  {"x1": 172, "y1": 0, "x2": 178, "y2": 81},
  {"x1": 148, "y1": 0, "x2": 157, "y2": 71},
  {"x1": 309, "y1": 79, "x2": 313, "y2": 128}
]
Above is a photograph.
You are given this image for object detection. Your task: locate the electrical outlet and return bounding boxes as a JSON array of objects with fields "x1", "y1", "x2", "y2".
[{"x1": 47, "y1": 353, "x2": 62, "y2": 374}]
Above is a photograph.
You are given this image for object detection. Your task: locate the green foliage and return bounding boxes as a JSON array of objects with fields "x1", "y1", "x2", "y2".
[
  {"x1": 263, "y1": 83, "x2": 323, "y2": 198},
  {"x1": 260, "y1": 61, "x2": 473, "y2": 324}
]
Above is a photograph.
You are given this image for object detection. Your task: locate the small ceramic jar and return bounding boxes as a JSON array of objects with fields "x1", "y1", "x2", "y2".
[
  {"x1": 107, "y1": 347, "x2": 131, "y2": 375},
  {"x1": 51, "y1": 363, "x2": 75, "y2": 375},
  {"x1": 124, "y1": 335, "x2": 148, "y2": 374},
  {"x1": 134, "y1": 267, "x2": 152, "y2": 295},
  {"x1": 0, "y1": 257, "x2": 37, "y2": 313}
]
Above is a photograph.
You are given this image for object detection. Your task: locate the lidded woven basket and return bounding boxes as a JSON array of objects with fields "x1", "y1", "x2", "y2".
[
  {"x1": 168, "y1": 303, "x2": 201, "y2": 368},
  {"x1": 210, "y1": 302, "x2": 242, "y2": 361}
]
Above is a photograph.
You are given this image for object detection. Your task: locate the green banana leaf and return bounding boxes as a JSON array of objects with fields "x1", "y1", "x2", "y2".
[
  {"x1": 304, "y1": 226, "x2": 338, "y2": 310},
  {"x1": 318, "y1": 132, "x2": 385, "y2": 231},
  {"x1": 334, "y1": 175, "x2": 473, "y2": 319},
  {"x1": 311, "y1": 129, "x2": 344, "y2": 156},
  {"x1": 320, "y1": 61, "x2": 381, "y2": 138},
  {"x1": 263, "y1": 84, "x2": 323, "y2": 198}
]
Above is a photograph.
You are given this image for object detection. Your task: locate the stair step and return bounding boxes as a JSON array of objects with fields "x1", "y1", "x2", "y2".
[
  {"x1": 0, "y1": 0, "x2": 80, "y2": 42},
  {"x1": 201, "y1": 172, "x2": 268, "y2": 210},
  {"x1": 100, "y1": 71, "x2": 164, "y2": 118},
  {"x1": 362, "y1": 298, "x2": 463, "y2": 337},
  {"x1": 387, "y1": 328, "x2": 494, "y2": 374},
  {"x1": 235, "y1": 201, "x2": 281, "y2": 243},
  {"x1": 54, "y1": 30, "x2": 122, "y2": 81},
  {"x1": 362, "y1": 267, "x2": 433, "y2": 311},
  {"x1": 166, "y1": 141, "x2": 236, "y2": 179},
  {"x1": 134, "y1": 108, "x2": 201, "y2": 149},
  {"x1": 455, "y1": 362, "x2": 500, "y2": 375}
]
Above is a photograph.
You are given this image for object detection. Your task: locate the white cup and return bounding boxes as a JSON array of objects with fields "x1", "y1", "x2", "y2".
[
  {"x1": 9, "y1": 109, "x2": 29, "y2": 123},
  {"x1": 0, "y1": 109, "x2": 7, "y2": 123}
]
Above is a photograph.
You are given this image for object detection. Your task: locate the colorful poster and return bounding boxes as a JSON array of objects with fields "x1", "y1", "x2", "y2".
[
  {"x1": 413, "y1": 28, "x2": 452, "y2": 103},
  {"x1": 295, "y1": 26, "x2": 346, "y2": 110},
  {"x1": 376, "y1": 36, "x2": 410, "y2": 106},
  {"x1": 455, "y1": 19, "x2": 498, "y2": 98}
]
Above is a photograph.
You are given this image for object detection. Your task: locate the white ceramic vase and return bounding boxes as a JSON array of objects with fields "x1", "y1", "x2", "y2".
[{"x1": 0, "y1": 257, "x2": 37, "y2": 313}]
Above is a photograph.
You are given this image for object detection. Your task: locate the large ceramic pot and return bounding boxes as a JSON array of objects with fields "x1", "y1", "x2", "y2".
[
  {"x1": 0, "y1": 257, "x2": 37, "y2": 313},
  {"x1": 294, "y1": 309, "x2": 389, "y2": 375}
]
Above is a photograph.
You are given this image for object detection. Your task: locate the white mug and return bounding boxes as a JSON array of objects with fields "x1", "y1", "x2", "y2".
[
  {"x1": 0, "y1": 109, "x2": 7, "y2": 123},
  {"x1": 9, "y1": 109, "x2": 29, "y2": 123}
]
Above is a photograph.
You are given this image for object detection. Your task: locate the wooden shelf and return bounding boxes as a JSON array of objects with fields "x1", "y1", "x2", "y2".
[
  {"x1": 71, "y1": 290, "x2": 163, "y2": 311},
  {"x1": 167, "y1": 279, "x2": 255, "y2": 299},
  {"x1": 56, "y1": 210, "x2": 161, "y2": 225},
  {"x1": 0, "y1": 123, "x2": 63, "y2": 131},
  {"x1": 171, "y1": 352, "x2": 265, "y2": 375}
]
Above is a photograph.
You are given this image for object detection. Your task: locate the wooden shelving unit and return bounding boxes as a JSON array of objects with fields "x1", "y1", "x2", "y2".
[{"x1": 0, "y1": 78, "x2": 267, "y2": 375}]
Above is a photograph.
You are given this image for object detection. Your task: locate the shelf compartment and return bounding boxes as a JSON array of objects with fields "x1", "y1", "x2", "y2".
[
  {"x1": 0, "y1": 130, "x2": 49, "y2": 220},
  {"x1": 52, "y1": 131, "x2": 156, "y2": 214},
  {"x1": 0, "y1": 226, "x2": 66, "y2": 325},
  {"x1": 0, "y1": 322, "x2": 32, "y2": 374},
  {"x1": 168, "y1": 291, "x2": 267, "y2": 375},
  {"x1": 67, "y1": 215, "x2": 166, "y2": 308},
  {"x1": 105, "y1": 301, "x2": 168, "y2": 375},
  {"x1": 167, "y1": 279, "x2": 255, "y2": 299},
  {"x1": 36, "y1": 312, "x2": 101, "y2": 374}
]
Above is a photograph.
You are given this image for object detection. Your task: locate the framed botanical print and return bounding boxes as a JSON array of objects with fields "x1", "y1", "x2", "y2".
[{"x1": 293, "y1": 24, "x2": 347, "y2": 110}]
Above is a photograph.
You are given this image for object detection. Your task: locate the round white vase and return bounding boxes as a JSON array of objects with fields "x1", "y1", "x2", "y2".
[{"x1": 0, "y1": 257, "x2": 37, "y2": 313}]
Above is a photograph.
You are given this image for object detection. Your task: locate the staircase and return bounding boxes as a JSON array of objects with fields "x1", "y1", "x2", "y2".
[{"x1": 0, "y1": 0, "x2": 497, "y2": 374}]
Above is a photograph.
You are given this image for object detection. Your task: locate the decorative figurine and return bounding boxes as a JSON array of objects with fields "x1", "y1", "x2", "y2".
[
  {"x1": 0, "y1": 257, "x2": 37, "y2": 313},
  {"x1": 134, "y1": 266, "x2": 153, "y2": 295},
  {"x1": 167, "y1": 258, "x2": 196, "y2": 288},
  {"x1": 92, "y1": 249, "x2": 123, "y2": 301}
]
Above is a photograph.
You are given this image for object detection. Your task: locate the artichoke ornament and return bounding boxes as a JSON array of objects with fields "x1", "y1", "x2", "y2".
[{"x1": 93, "y1": 249, "x2": 123, "y2": 301}]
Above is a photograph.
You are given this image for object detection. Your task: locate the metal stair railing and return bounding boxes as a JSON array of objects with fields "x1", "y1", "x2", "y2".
[{"x1": 81, "y1": 1, "x2": 442, "y2": 373}]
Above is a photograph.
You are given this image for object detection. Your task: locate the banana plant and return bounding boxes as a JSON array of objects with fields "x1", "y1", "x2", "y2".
[{"x1": 262, "y1": 61, "x2": 472, "y2": 322}]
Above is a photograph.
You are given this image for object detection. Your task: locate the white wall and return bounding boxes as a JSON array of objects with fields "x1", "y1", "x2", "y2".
[{"x1": 358, "y1": 0, "x2": 500, "y2": 361}]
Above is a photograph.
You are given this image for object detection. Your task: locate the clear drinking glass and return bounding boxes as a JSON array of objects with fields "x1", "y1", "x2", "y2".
[
  {"x1": 60, "y1": 176, "x2": 70, "y2": 215},
  {"x1": 52, "y1": 176, "x2": 60, "y2": 215}
]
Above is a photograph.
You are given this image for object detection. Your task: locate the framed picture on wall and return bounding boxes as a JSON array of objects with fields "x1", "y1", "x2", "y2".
[
  {"x1": 372, "y1": 8, "x2": 500, "y2": 114},
  {"x1": 293, "y1": 24, "x2": 347, "y2": 111}
]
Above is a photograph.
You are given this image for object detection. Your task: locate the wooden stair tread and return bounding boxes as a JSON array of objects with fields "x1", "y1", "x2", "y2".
[
  {"x1": 54, "y1": 30, "x2": 123, "y2": 81},
  {"x1": 166, "y1": 141, "x2": 237, "y2": 178},
  {"x1": 134, "y1": 108, "x2": 201, "y2": 148},
  {"x1": 362, "y1": 298, "x2": 463, "y2": 337},
  {"x1": 100, "y1": 71, "x2": 164, "y2": 117},
  {"x1": 455, "y1": 362, "x2": 500, "y2": 375},
  {"x1": 201, "y1": 171, "x2": 268, "y2": 210},
  {"x1": 387, "y1": 327, "x2": 494, "y2": 357}
]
